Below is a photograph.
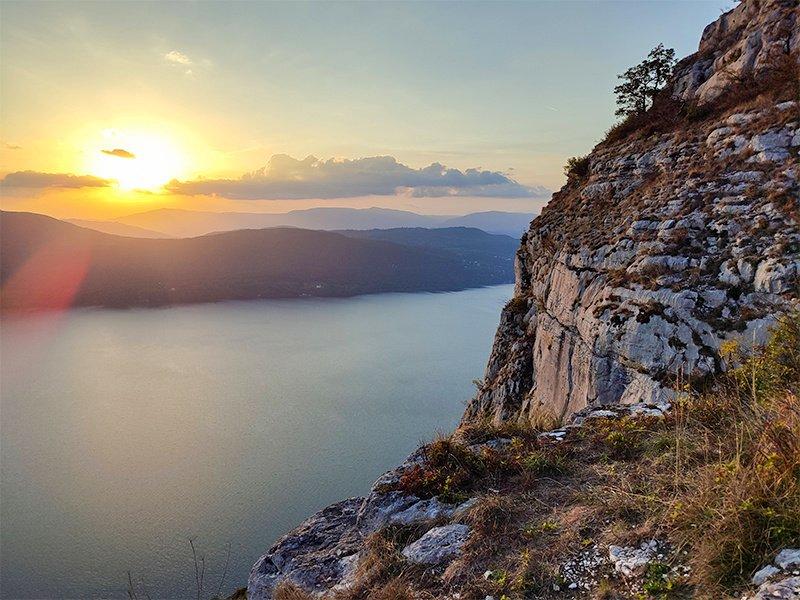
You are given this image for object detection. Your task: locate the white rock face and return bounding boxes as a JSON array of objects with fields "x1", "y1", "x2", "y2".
[
  {"x1": 672, "y1": 0, "x2": 800, "y2": 104},
  {"x1": 401, "y1": 524, "x2": 471, "y2": 565},
  {"x1": 464, "y1": 96, "x2": 799, "y2": 425}
]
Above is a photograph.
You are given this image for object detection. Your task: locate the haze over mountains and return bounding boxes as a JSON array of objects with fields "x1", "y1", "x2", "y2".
[
  {"x1": 66, "y1": 218, "x2": 173, "y2": 239},
  {"x1": 77, "y1": 207, "x2": 536, "y2": 239},
  {"x1": 1, "y1": 211, "x2": 518, "y2": 310}
]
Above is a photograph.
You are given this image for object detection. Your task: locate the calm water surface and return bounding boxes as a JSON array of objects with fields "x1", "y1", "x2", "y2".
[{"x1": 0, "y1": 285, "x2": 512, "y2": 599}]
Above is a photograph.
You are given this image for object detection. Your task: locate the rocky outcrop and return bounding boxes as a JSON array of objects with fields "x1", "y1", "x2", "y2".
[
  {"x1": 247, "y1": 401, "x2": 667, "y2": 599},
  {"x1": 245, "y1": 2, "x2": 799, "y2": 598},
  {"x1": 248, "y1": 498, "x2": 363, "y2": 598},
  {"x1": 674, "y1": 0, "x2": 799, "y2": 103},
  {"x1": 400, "y1": 524, "x2": 471, "y2": 565},
  {"x1": 247, "y1": 448, "x2": 478, "y2": 598},
  {"x1": 747, "y1": 550, "x2": 800, "y2": 599},
  {"x1": 463, "y1": 1, "x2": 799, "y2": 426}
]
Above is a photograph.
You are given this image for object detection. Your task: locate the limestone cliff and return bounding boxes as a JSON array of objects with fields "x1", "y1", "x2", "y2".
[
  {"x1": 463, "y1": 0, "x2": 799, "y2": 425},
  {"x1": 244, "y1": 2, "x2": 800, "y2": 599}
]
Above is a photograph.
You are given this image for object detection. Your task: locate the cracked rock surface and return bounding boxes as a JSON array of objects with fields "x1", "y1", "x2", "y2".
[
  {"x1": 463, "y1": 97, "x2": 798, "y2": 425},
  {"x1": 244, "y1": 2, "x2": 799, "y2": 598}
]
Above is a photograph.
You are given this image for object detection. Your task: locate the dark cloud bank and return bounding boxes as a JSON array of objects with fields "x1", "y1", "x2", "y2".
[
  {"x1": 0, "y1": 155, "x2": 551, "y2": 199},
  {"x1": 1, "y1": 171, "x2": 112, "y2": 189}
]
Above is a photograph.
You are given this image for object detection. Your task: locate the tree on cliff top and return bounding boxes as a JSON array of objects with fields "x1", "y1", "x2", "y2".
[{"x1": 614, "y1": 44, "x2": 676, "y2": 117}]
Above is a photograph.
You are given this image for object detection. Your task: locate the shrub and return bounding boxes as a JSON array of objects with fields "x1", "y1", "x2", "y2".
[
  {"x1": 591, "y1": 416, "x2": 652, "y2": 460},
  {"x1": 504, "y1": 296, "x2": 529, "y2": 314},
  {"x1": 563, "y1": 155, "x2": 590, "y2": 179},
  {"x1": 522, "y1": 448, "x2": 570, "y2": 476},
  {"x1": 397, "y1": 436, "x2": 486, "y2": 502},
  {"x1": 727, "y1": 313, "x2": 800, "y2": 401}
]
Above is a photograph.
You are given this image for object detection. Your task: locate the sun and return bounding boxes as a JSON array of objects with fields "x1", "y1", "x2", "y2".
[{"x1": 87, "y1": 129, "x2": 188, "y2": 191}]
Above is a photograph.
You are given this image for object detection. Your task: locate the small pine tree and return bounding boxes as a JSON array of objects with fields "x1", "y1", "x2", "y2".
[{"x1": 614, "y1": 44, "x2": 676, "y2": 117}]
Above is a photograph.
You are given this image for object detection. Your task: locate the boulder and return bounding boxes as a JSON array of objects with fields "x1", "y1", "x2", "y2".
[
  {"x1": 247, "y1": 498, "x2": 363, "y2": 599},
  {"x1": 401, "y1": 524, "x2": 471, "y2": 565}
]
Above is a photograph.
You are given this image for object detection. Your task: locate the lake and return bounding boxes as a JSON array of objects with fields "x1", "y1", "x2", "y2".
[{"x1": 0, "y1": 285, "x2": 512, "y2": 599}]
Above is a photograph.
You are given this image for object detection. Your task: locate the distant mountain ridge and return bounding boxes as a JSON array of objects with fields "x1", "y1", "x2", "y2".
[
  {"x1": 106, "y1": 207, "x2": 537, "y2": 238},
  {"x1": 66, "y1": 218, "x2": 172, "y2": 238},
  {"x1": 0, "y1": 211, "x2": 517, "y2": 310},
  {"x1": 336, "y1": 227, "x2": 518, "y2": 266}
]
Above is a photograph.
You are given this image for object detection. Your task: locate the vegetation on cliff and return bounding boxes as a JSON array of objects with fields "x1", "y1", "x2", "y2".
[
  {"x1": 247, "y1": 2, "x2": 799, "y2": 598},
  {"x1": 280, "y1": 315, "x2": 798, "y2": 600}
]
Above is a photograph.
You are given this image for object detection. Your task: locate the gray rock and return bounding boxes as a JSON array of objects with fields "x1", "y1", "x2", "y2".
[
  {"x1": 727, "y1": 113, "x2": 758, "y2": 126},
  {"x1": 753, "y1": 565, "x2": 781, "y2": 586},
  {"x1": 755, "y1": 259, "x2": 798, "y2": 294},
  {"x1": 701, "y1": 288, "x2": 727, "y2": 309},
  {"x1": 707, "y1": 127, "x2": 733, "y2": 146},
  {"x1": 749, "y1": 131, "x2": 792, "y2": 162},
  {"x1": 357, "y1": 491, "x2": 458, "y2": 535},
  {"x1": 401, "y1": 524, "x2": 471, "y2": 565},
  {"x1": 749, "y1": 576, "x2": 800, "y2": 600},
  {"x1": 581, "y1": 182, "x2": 614, "y2": 201},
  {"x1": 608, "y1": 540, "x2": 658, "y2": 577},
  {"x1": 776, "y1": 549, "x2": 800, "y2": 570},
  {"x1": 247, "y1": 497, "x2": 363, "y2": 599}
]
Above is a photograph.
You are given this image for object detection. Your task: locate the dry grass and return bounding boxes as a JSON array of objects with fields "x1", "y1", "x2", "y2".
[
  {"x1": 273, "y1": 581, "x2": 314, "y2": 600},
  {"x1": 396, "y1": 435, "x2": 489, "y2": 502},
  {"x1": 366, "y1": 578, "x2": 418, "y2": 600},
  {"x1": 410, "y1": 314, "x2": 799, "y2": 599},
  {"x1": 583, "y1": 313, "x2": 800, "y2": 596},
  {"x1": 461, "y1": 494, "x2": 516, "y2": 535}
]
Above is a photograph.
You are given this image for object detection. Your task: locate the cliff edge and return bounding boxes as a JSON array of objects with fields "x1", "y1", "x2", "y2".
[
  {"x1": 245, "y1": 2, "x2": 800, "y2": 598},
  {"x1": 464, "y1": 0, "x2": 798, "y2": 424}
]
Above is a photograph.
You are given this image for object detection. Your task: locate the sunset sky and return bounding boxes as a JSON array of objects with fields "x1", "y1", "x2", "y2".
[{"x1": 1, "y1": 0, "x2": 730, "y2": 220}]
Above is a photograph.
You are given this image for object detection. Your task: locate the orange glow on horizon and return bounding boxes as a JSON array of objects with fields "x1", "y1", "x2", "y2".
[{"x1": 85, "y1": 129, "x2": 189, "y2": 191}]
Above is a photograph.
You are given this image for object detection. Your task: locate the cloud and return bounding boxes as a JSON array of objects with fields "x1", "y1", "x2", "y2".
[
  {"x1": 102, "y1": 148, "x2": 136, "y2": 159},
  {"x1": 167, "y1": 154, "x2": 550, "y2": 200},
  {"x1": 0, "y1": 171, "x2": 113, "y2": 189},
  {"x1": 164, "y1": 50, "x2": 192, "y2": 65}
]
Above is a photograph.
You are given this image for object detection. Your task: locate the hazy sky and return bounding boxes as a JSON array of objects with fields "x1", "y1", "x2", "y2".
[{"x1": 1, "y1": 0, "x2": 731, "y2": 219}]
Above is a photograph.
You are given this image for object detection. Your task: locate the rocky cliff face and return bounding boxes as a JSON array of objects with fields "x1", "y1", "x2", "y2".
[
  {"x1": 245, "y1": 2, "x2": 800, "y2": 599},
  {"x1": 674, "y1": 0, "x2": 798, "y2": 103},
  {"x1": 463, "y1": 0, "x2": 799, "y2": 425}
]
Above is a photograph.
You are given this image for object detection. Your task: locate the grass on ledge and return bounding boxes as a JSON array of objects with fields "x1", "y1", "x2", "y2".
[
  {"x1": 357, "y1": 313, "x2": 800, "y2": 599},
  {"x1": 272, "y1": 313, "x2": 800, "y2": 600}
]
